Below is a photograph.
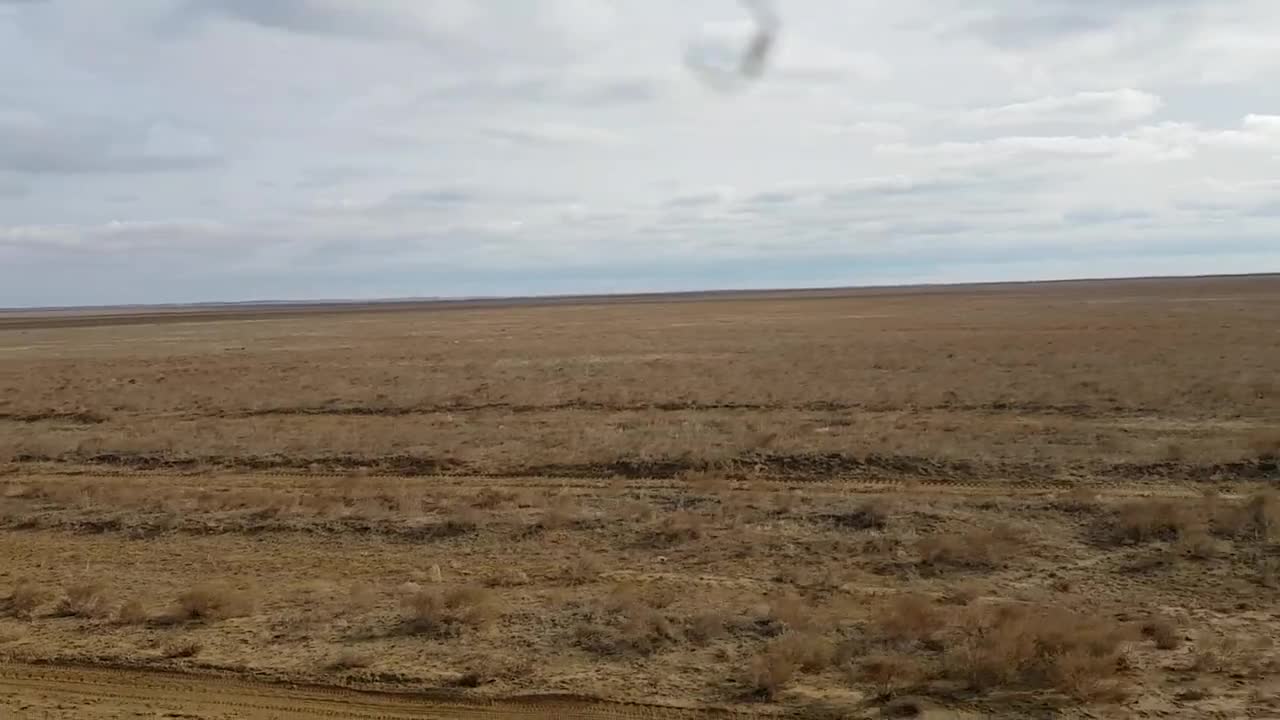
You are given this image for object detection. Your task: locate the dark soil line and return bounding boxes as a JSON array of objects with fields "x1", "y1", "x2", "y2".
[
  {"x1": 0, "y1": 515, "x2": 491, "y2": 541},
  {"x1": 237, "y1": 400, "x2": 1157, "y2": 418},
  {"x1": 9, "y1": 452, "x2": 1276, "y2": 483},
  {"x1": 0, "y1": 411, "x2": 108, "y2": 425}
]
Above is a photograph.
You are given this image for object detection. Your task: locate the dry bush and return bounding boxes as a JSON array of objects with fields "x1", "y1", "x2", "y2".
[
  {"x1": 615, "y1": 609, "x2": 683, "y2": 655},
  {"x1": 1140, "y1": 615, "x2": 1182, "y2": 650},
  {"x1": 871, "y1": 593, "x2": 943, "y2": 647},
  {"x1": 769, "y1": 631, "x2": 835, "y2": 672},
  {"x1": 452, "y1": 654, "x2": 533, "y2": 687},
  {"x1": 472, "y1": 487, "x2": 517, "y2": 510},
  {"x1": 55, "y1": 581, "x2": 113, "y2": 619},
  {"x1": 686, "y1": 611, "x2": 728, "y2": 645},
  {"x1": 161, "y1": 639, "x2": 203, "y2": 659},
  {"x1": 576, "y1": 587, "x2": 717, "y2": 657},
  {"x1": 4, "y1": 581, "x2": 50, "y2": 620},
  {"x1": 561, "y1": 554, "x2": 604, "y2": 585},
  {"x1": 1173, "y1": 526, "x2": 1221, "y2": 559},
  {"x1": 1253, "y1": 553, "x2": 1280, "y2": 589},
  {"x1": 917, "y1": 524, "x2": 1023, "y2": 570},
  {"x1": 765, "y1": 591, "x2": 816, "y2": 634},
  {"x1": 606, "y1": 580, "x2": 677, "y2": 612},
  {"x1": 650, "y1": 510, "x2": 705, "y2": 544},
  {"x1": 1053, "y1": 486, "x2": 1100, "y2": 513},
  {"x1": 1108, "y1": 499, "x2": 1203, "y2": 545},
  {"x1": 537, "y1": 493, "x2": 580, "y2": 530},
  {"x1": 173, "y1": 582, "x2": 254, "y2": 622},
  {"x1": 400, "y1": 584, "x2": 499, "y2": 636},
  {"x1": 440, "y1": 505, "x2": 485, "y2": 535},
  {"x1": 942, "y1": 604, "x2": 1132, "y2": 700},
  {"x1": 574, "y1": 607, "x2": 682, "y2": 657},
  {"x1": 826, "y1": 499, "x2": 890, "y2": 530},
  {"x1": 484, "y1": 568, "x2": 530, "y2": 588},
  {"x1": 745, "y1": 643, "x2": 799, "y2": 700},
  {"x1": 1190, "y1": 634, "x2": 1249, "y2": 675},
  {"x1": 115, "y1": 599, "x2": 149, "y2": 625},
  {"x1": 1213, "y1": 491, "x2": 1280, "y2": 542},
  {"x1": 854, "y1": 652, "x2": 927, "y2": 697},
  {"x1": 326, "y1": 648, "x2": 373, "y2": 670}
]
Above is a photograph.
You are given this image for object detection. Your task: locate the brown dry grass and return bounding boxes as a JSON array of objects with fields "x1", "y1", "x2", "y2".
[
  {"x1": 3, "y1": 581, "x2": 50, "y2": 620},
  {"x1": 1, "y1": 278, "x2": 1279, "y2": 718},
  {"x1": 326, "y1": 648, "x2": 373, "y2": 670},
  {"x1": 917, "y1": 524, "x2": 1024, "y2": 570},
  {"x1": 173, "y1": 582, "x2": 255, "y2": 622},
  {"x1": 940, "y1": 604, "x2": 1132, "y2": 700},
  {"x1": 160, "y1": 639, "x2": 203, "y2": 659},
  {"x1": 55, "y1": 581, "x2": 113, "y2": 619},
  {"x1": 400, "y1": 585, "x2": 500, "y2": 636}
]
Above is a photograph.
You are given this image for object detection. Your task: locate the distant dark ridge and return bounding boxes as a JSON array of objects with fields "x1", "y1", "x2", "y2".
[{"x1": 2, "y1": 272, "x2": 1276, "y2": 331}]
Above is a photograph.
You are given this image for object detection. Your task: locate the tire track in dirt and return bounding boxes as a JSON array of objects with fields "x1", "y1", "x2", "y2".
[{"x1": 0, "y1": 662, "x2": 752, "y2": 720}]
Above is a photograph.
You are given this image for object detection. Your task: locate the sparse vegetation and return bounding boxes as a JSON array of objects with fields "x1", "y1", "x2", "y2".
[
  {"x1": 326, "y1": 648, "x2": 373, "y2": 670},
  {"x1": 55, "y1": 581, "x2": 113, "y2": 619},
  {"x1": 3, "y1": 581, "x2": 49, "y2": 620},
  {"x1": 917, "y1": 524, "x2": 1024, "y2": 570},
  {"x1": 173, "y1": 582, "x2": 254, "y2": 622},
  {"x1": 160, "y1": 639, "x2": 203, "y2": 659},
  {"x1": 940, "y1": 604, "x2": 1132, "y2": 700},
  {"x1": 400, "y1": 585, "x2": 499, "y2": 636},
  {"x1": 115, "y1": 598, "x2": 149, "y2": 625},
  {"x1": 1, "y1": 278, "x2": 1278, "y2": 717}
]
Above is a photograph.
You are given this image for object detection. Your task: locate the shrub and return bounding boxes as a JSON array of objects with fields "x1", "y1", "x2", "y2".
[
  {"x1": 854, "y1": 652, "x2": 927, "y2": 697},
  {"x1": 745, "y1": 641, "x2": 799, "y2": 700},
  {"x1": 4, "y1": 581, "x2": 49, "y2": 620},
  {"x1": 174, "y1": 582, "x2": 254, "y2": 622},
  {"x1": 651, "y1": 511, "x2": 704, "y2": 544},
  {"x1": 871, "y1": 593, "x2": 944, "y2": 647},
  {"x1": 115, "y1": 598, "x2": 149, "y2": 625},
  {"x1": 764, "y1": 591, "x2": 815, "y2": 634},
  {"x1": 400, "y1": 584, "x2": 499, "y2": 636},
  {"x1": 562, "y1": 554, "x2": 604, "y2": 586},
  {"x1": 917, "y1": 524, "x2": 1023, "y2": 569},
  {"x1": 1141, "y1": 615, "x2": 1182, "y2": 650},
  {"x1": 1215, "y1": 492, "x2": 1280, "y2": 542},
  {"x1": 768, "y1": 631, "x2": 835, "y2": 672},
  {"x1": 56, "y1": 581, "x2": 113, "y2": 619},
  {"x1": 941, "y1": 604, "x2": 1131, "y2": 699},
  {"x1": 826, "y1": 500, "x2": 890, "y2": 530},
  {"x1": 1109, "y1": 500, "x2": 1196, "y2": 544},
  {"x1": 326, "y1": 648, "x2": 373, "y2": 670},
  {"x1": 161, "y1": 639, "x2": 203, "y2": 659},
  {"x1": 686, "y1": 611, "x2": 728, "y2": 645}
]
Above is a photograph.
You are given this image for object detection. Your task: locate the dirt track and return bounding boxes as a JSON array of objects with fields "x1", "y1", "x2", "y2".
[{"x1": 0, "y1": 663, "x2": 741, "y2": 720}]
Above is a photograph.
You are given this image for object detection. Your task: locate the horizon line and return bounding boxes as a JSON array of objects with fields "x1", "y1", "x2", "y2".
[{"x1": 2, "y1": 270, "x2": 1278, "y2": 314}]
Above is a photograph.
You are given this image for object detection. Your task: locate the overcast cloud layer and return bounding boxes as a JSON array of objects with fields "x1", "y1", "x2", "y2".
[{"x1": 2, "y1": 0, "x2": 1279, "y2": 306}]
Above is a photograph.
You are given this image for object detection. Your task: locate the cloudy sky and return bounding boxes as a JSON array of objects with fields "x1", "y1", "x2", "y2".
[{"x1": 2, "y1": 0, "x2": 1279, "y2": 306}]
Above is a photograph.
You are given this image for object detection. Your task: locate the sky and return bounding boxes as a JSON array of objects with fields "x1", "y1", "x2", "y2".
[{"x1": 2, "y1": 0, "x2": 1279, "y2": 307}]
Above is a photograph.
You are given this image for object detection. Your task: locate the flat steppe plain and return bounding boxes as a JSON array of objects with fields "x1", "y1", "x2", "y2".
[{"x1": 1, "y1": 275, "x2": 1278, "y2": 719}]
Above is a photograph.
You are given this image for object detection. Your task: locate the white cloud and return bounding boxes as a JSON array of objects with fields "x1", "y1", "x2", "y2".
[{"x1": 957, "y1": 89, "x2": 1162, "y2": 126}]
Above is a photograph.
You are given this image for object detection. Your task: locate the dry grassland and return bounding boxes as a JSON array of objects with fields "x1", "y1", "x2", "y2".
[{"x1": 0, "y1": 275, "x2": 1278, "y2": 718}]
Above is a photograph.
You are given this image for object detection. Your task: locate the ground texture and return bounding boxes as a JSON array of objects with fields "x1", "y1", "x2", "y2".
[{"x1": 1, "y1": 276, "x2": 1278, "y2": 719}]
